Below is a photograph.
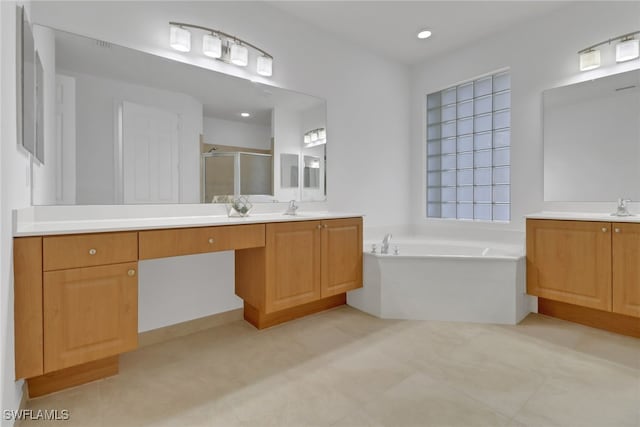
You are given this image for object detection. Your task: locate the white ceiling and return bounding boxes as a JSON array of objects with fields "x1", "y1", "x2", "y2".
[{"x1": 268, "y1": 1, "x2": 570, "y2": 64}]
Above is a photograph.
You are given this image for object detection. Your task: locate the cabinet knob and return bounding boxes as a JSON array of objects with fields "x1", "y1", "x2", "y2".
[
  {"x1": 601, "y1": 227, "x2": 608, "y2": 232},
  {"x1": 88, "y1": 248, "x2": 97, "y2": 255},
  {"x1": 208, "y1": 238, "x2": 215, "y2": 244},
  {"x1": 615, "y1": 228, "x2": 621, "y2": 233},
  {"x1": 322, "y1": 224, "x2": 328, "y2": 229},
  {"x1": 128, "y1": 269, "x2": 136, "y2": 277},
  {"x1": 317, "y1": 225, "x2": 322, "y2": 229}
]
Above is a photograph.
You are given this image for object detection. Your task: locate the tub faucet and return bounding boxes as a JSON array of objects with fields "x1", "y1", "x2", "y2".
[
  {"x1": 614, "y1": 198, "x2": 633, "y2": 216},
  {"x1": 381, "y1": 233, "x2": 392, "y2": 254},
  {"x1": 284, "y1": 200, "x2": 299, "y2": 215}
]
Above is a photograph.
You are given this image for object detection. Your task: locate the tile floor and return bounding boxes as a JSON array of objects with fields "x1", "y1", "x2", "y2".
[{"x1": 19, "y1": 306, "x2": 640, "y2": 427}]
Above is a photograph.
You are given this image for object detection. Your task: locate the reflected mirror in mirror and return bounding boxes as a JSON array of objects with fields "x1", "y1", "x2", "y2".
[
  {"x1": 280, "y1": 153, "x2": 299, "y2": 189},
  {"x1": 33, "y1": 25, "x2": 327, "y2": 205},
  {"x1": 543, "y1": 69, "x2": 640, "y2": 201}
]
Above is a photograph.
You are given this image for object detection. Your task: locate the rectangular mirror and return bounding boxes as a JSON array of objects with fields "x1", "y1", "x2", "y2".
[
  {"x1": 32, "y1": 25, "x2": 327, "y2": 205},
  {"x1": 543, "y1": 69, "x2": 640, "y2": 201}
]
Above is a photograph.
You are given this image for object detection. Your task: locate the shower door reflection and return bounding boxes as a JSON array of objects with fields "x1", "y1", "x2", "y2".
[{"x1": 201, "y1": 151, "x2": 273, "y2": 202}]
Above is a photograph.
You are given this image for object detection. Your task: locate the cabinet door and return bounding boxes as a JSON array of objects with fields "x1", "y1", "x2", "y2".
[
  {"x1": 44, "y1": 262, "x2": 138, "y2": 372},
  {"x1": 527, "y1": 219, "x2": 611, "y2": 311},
  {"x1": 265, "y1": 221, "x2": 321, "y2": 313},
  {"x1": 321, "y1": 218, "x2": 363, "y2": 297},
  {"x1": 613, "y1": 223, "x2": 640, "y2": 317}
]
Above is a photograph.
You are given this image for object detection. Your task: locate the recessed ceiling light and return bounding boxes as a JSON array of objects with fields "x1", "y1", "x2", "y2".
[
  {"x1": 241, "y1": 112, "x2": 251, "y2": 118},
  {"x1": 417, "y1": 30, "x2": 432, "y2": 40}
]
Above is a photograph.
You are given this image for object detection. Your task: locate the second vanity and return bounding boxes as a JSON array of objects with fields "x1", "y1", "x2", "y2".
[
  {"x1": 526, "y1": 212, "x2": 640, "y2": 338},
  {"x1": 13, "y1": 207, "x2": 363, "y2": 397}
]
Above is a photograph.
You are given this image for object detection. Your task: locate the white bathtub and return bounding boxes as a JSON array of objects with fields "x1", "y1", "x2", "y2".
[{"x1": 347, "y1": 239, "x2": 529, "y2": 325}]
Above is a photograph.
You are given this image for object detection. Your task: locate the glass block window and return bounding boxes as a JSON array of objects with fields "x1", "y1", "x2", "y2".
[{"x1": 426, "y1": 71, "x2": 510, "y2": 221}]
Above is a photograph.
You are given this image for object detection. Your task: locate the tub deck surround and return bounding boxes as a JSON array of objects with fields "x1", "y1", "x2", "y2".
[
  {"x1": 13, "y1": 206, "x2": 363, "y2": 397},
  {"x1": 348, "y1": 238, "x2": 529, "y2": 325},
  {"x1": 526, "y1": 215, "x2": 640, "y2": 338}
]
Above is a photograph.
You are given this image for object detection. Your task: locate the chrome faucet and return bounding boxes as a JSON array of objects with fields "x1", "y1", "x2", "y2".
[
  {"x1": 381, "y1": 233, "x2": 392, "y2": 254},
  {"x1": 614, "y1": 198, "x2": 633, "y2": 216},
  {"x1": 284, "y1": 200, "x2": 299, "y2": 215}
]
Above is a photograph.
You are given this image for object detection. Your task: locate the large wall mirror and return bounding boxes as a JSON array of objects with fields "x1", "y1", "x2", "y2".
[
  {"x1": 32, "y1": 26, "x2": 327, "y2": 205},
  {"x1": 543, "y1": 69, "x2": 640, "y2": 201}
]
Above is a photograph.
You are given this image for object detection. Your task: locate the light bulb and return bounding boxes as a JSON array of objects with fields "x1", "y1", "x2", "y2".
[
  {"x1": 579, "y1": 49, "x2": 600, "y2": 71},
  {"x1": 310, "y1": 131, "x2": 319, "y2": 142},
  {"x1": 318, "y1": 128, "x2": 326, "y2": 140},
  {"x1": 203, "y1": 33, "x2": 222, "y2": 58},
  {"x1": 616, "y1": 38, "x2": 639, "y2": 62},
  {"x1": 170, "y1": 26, "x2": 191, "y2": 52},
  {"x1": 304, "y1": 134, "x2": 311, "y2": 144},
  {"x1": 230, "y1": 42, "x2": 248, "y2": 66},
  {"x1": 257, "y1": 55, "x2": 273, "y2": 77}
]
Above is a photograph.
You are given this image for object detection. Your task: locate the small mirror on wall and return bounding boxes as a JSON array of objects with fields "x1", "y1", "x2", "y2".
[
  {"x1": 35, "y1": 52, "x2": 44, "y2": 164},
  {"x1": 19, "y1": 6, "x2": 37, "y2": 158},
  {"x1": 280, "y1": 153, "x2": 299, "y2": 188}
]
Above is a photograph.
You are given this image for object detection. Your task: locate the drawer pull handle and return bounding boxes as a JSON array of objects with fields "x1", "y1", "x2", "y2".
[
  {"x1": 615, "y1": 228, "x2": 621, "y2": 233},
  {"x1": 88, "y1": 248, "x2": 97, "y2": 255},
  {"x1": 601, "y1": 227, "x2": 608, "y2": 232},
  {"x1": 128, "y1": 269, "x2": 136, "y2": 277},
  {"x1": 208, "y1": 238, "x2": 215, "y2": 244}
]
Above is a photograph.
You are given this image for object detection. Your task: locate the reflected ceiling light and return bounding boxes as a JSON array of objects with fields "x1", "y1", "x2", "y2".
[
  {"x1": 303, "y1": 128, "x2": 327, "y2": 146},
  {"x1": 169, "y1": 25, "x2": 191, "y2": 52},
  {"x1": 578, "y1": 30, "x2": 639, "y2": 71},
  {"x1": 202, "y1": 33, "x2": 222, "y2": 58},
  {"x1": 169, "y1": 22, "x2": 274, "y2": 76},
  {"x1": 417, "y1": 29, "x2": 432, "y2": 39},
  {"x1": 579, "y1": 49, "x2": 601, "y2": 71},
  {"x1": 616, "y1": 38, "x2": 640, "y2": 62},
  {"x1": 241, "y1": 112, "x2": 251, "y2": 118}
]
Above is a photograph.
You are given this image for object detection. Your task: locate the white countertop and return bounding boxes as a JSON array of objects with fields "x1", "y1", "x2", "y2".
[
  {"x1": 14, "y1": 209, "x2": 364, "y2": 237},
  {"x1": 525, "y1": 211, "x2": 640, "y2": 223}
]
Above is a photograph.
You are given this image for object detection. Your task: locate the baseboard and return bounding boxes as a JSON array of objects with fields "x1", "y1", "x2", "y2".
[
  {"x1": 138, "y1": 308, "x2": 243, "y2": 347},
  {"x1": 27, "y1": 356, "x2": 118, "y2": 398},
  {"x1": 538, "y1": 298, "x2": 640, "y2": 338},
  {"x1": 244, "y1": 294, "x2": 347, "y2": 329}
]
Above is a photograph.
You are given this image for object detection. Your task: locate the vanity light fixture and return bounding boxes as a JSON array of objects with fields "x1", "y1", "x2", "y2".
[
  {"x1": 303, "y1": 128, "x2": 327, "y2": 146},
  {"x1": 578, "y1": 30, "x2": 639, "y2": 71},
  {"x1": 169, "y1": 22, "x2": 274, "y2": 76},
  {"x1": 170, "y1": 25, "x2": 191, "y2": 52},
  {"x1": 616, "y1": 38, "x2": 640, "y2": 62},
  {"x1": 579, "y1": 49, "x2": 601, "y2": 71}
]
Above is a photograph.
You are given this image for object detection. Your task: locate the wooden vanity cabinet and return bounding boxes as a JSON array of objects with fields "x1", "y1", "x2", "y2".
[
  {"x1": 612, "y1": 222, "x2": 640, "y2": 317},
  {"x1": 44, "y1": 262, "x2": 138, "y2": 372},
  {"x1": 236, "y1": 217, "x2": 363, "y2": 328},
  {"x1": 527, "y1": 219, "x2": 640, "y2": 337},
  {"x1": 526, "y1": 219, "x2": 612, "y2": 311},
  {"x1": 321, "y1": 218, "x2": 363, "y2": 297}
]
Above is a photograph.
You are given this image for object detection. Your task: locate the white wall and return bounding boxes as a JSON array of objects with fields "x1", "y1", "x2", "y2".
[
  {"x1": 410, "y1": 1, "x2": 640, "y2": 237},
  {"x1": 62, "y1": 70, "x2": 202, "y2": 204},
  {"x1": 203, "y1": 116, "x2": 270, "y2": 151},
  {"x1": 1, "y1": 1, "x2": 34, "y2": 423}
]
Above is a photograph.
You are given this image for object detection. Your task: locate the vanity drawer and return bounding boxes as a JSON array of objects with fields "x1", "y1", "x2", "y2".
[
  {"x1": 43, "y1": 232, "x2": 138, "y2": 271},
  {"x1": 138, "y1": 224, "x2": 265, "y2": 260}
]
